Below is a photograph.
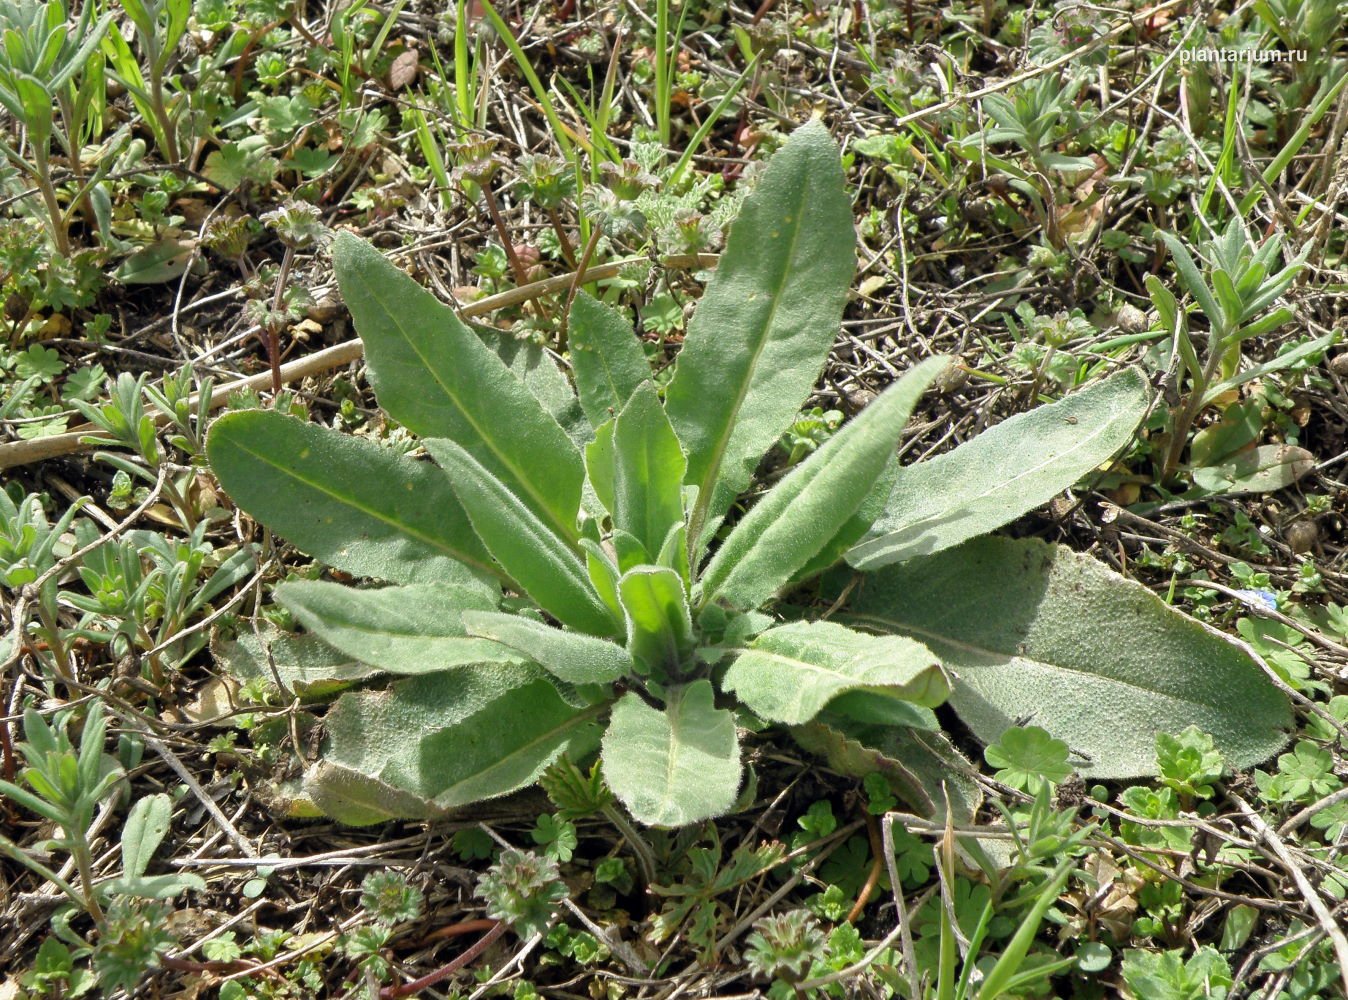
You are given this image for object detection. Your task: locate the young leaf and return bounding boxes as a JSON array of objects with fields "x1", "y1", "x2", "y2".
[
  {"x1": 601, "y1": 679, "x2": 741, "y2": 826},
  {"x1": 618, "y1": 566, "x2": 694, "y2": 676},
  {"x1": 569, "y1": 292, "x2": 651, "y2": 427},
  {"x1": 847, "y1": 368, "x2": 1148, "y2": 570},
  {"x1": 121, "y1": 793, "x2": 172, "y2": 880},
  {"x1": 847, "y1": 535, "x2": 1292, "y2": 776},
  {"x1": 664, "y1": 119, "x2": 856, "y2": 550},
  {"x1": 462, "y1": 610, "x2": 635, "y2": 685},
  {"x1": 611, "y1": 383, "x2": 687, "y2": 559},
  {"x1": 699, "y1": 357, "x2": 950, "y2": 608},
  {"x1": 207, "y1": 411, "x2": 498, "y2": 588},
  {"x1": 426, "y1": 439, "x2": 619, "y2": 637},
  {"x1": 275, "y1": 581, "x2": 521, "y2": 674},
  {"x1": 333, "y1": 232, "x2": 585, "y2": 541},
  {"x1": 725, "y1": 621, "x2": 947, "y2": 725},
  {"x1": 306, "y1": 665, "x2": 604, "y2": 825}
]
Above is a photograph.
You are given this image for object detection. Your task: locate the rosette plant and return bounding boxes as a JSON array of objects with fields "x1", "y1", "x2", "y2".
[{"x1": 207, "y1": 121, "x2": 1289, "y2": 828}]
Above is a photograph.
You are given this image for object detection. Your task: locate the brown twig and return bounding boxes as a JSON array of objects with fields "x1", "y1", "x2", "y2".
[{"x1": 380, "y1": 919, "x2": 506, "y2": 999}]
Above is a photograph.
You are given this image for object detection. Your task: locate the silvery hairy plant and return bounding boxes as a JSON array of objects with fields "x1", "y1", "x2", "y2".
[{"x1": 206, "y1": 121, "x2": 1289, "y2": 830}]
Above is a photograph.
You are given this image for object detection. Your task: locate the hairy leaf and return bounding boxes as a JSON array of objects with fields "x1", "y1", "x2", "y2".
[
  {"x1": 212, "y1": 624, "x2": 377, "y2": 699},
  {"x1": 275, "y1": 581, "x2": 519, "y2": 674},
  {"x1": 611, "y1": 383, "x2": 687, "y2": 560},
  {"x1": 207, "y1": 411, "x2": 497, "y2": 587},
  {"x1": 333, "y1": 232, "x2": 584, "y2": 541},
  {"x1": 602, "y1": 679, "x2": 740, "y2": 826},
  {"x1": 664, "y1": 120, "x2": 856, "y2": 549},
  {"x1": 569, "y1": 293, "x2": 651, "y2": 427},
  {"x1": 700, "y1": 357, "x2": 949, "y2": 606},
  {"x1": 463, "y1": 610, "x2": 634, "y2": 685},
  {"x1": 305, "y1": 665, "x2": 602, "y2": 825},
  {"x1": 848, "y1": 368, "x2": 1149, "y2": 569},
  {"x1": 618, "y1": 566, "x2": 694, "y2": 676},
  {"x1": 848, "y1": 535, "x2": 1291, "y2": 776},
  {"x1": 725, "y1": 620, "x2": 947, "y2": 725}
]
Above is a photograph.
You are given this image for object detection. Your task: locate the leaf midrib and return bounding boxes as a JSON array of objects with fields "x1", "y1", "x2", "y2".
[
  {"x1": 220, "y1": 433, "x2": 504, "y2": 582},
  {"x1": 879, "y1": 404, "x2": 1123, "y2": 537},
  {"x1": 354, "y1": 266, "x2": 580, "y2": 545},
  {"x1": 846, "y1": 612, "x2": 1219, "y2": 708},
  {"x1": 687, "y1": 175, "x2": 814, "y2": 543}
]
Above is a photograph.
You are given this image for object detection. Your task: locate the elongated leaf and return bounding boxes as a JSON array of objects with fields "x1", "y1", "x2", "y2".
[
  {"x1": 463, "y1": 610, "x2": 634, "y2": 685},
  {"x1": 791, "y1": 719, "x2": 981, "y2": 830},
  {"x1": 618, "y1": 566, "x2": 694, "y2": 675},
  {"x1": 333, "y1": 232, "x2": 584, "y2": 541},
  {"x1": 848, "y1": 536, "x2": 1292, "y2": 776},
  {"x1": 602, "y1": 680, "x2": 741, "y2": 826},
  {"x1": 847, "y1": 368, "x2": 1148, "y2": 570},
  {"x1": 207, "y1": 411, "x2": 497, "y2": 588},
  {"x1": 569, "y1": 293, "x2": 651, "y2": 427},
  {"x1": 664, "y1": 120, "x2": 856, "y2": 548},
  {"x1": 305, "y1": 664, "x2": 603, "y2": 824},
  {"x1": 275, "y1": 581, "x2": 520, "y2": 674},
  {"x1": 612, "y1": 383, "x2": 687, "y2": 559},
  {"x1": 701, "y1": 357, "x2": 949, "y2": 607},
  {"x1": 585, "y1": 420, "x2": 616, "y2": 515},
  {"x1": 212, "y1": 624, "x2": 378, "y2": 699},
  {"x1": 426, "y1": 439, "x2": 619, "y2": 637},
  {"x1": 1191, "y1": 444, "x2": 1315, "y2": 494},
  {"x1": 725, "y1": 620, "x2": 947, "y2": 725},
  {"x1": 480, "y1": 326, "x2": 589, "y2": 446},
  {"x1": 1157, "y1": 232, "x2": 1224, "y2": 332},
  {"x1": 122, "y1": 793, "x2": 172, "y2": 880}
]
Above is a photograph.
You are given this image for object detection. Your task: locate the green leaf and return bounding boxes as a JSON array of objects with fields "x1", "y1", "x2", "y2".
[
  {"x1": 274, "y1": 581, "x2": 520, "y2": 674},
  {"x1": 426, "y1": 438, "x2": 619, "y2": 637},
  {"x1": 725, "y1": 621, "x2": 947, "y2": 725},
  {"x1": 207, "y1": 411, "x2": 497, "y2": 588},
  {"x1": 569, "y1": 293, "x2": 651, "y2": 427},
  {"x1": 333, "y1": 232, "x2": 584, "y2": 541},
  {"x1": 664, "y1": 120, "x2": 856, "y2": 550},
  {"x1": 983, "y1": 726, "x2": 1072, "y2": 790},
  {"x1": 1190, "y1": 444, "x2": 1315, "y2": 495},
  {"x1": 305, "y1": 665, "x2": 603, "y2": 824},
  {"x1": 847, "y1": 535, "x2": 1292, "y2": 776},
  {"x1": 611, "y1": 383, "x2": 687, "y2": 559},
  {"x1": 113, "y1": 239, "x2": 193, "y2": 284},
  {"x1": 618, "y1": 565, "x2": 694, "y2": 676},
  {"x1": 211, "y1": 624, "x2": 379, "y2": 699},
  {"x1": 462, "y1": 610, "x2": 634, "y2": 685},
  {"x1": 700, "y1": 357, "x2": 949, "y2": 607},
  {"x1": 585, "y1": 419, "x2": 616, "y2": 514},
  {"x1": 121, "y1": 792, "x2": 172, "y2": 880},
  {"x1": 791, "y1": 719, "x2": 982, "y2": 834},
  {"x1": 847, "y1": 368, "x2": 1148, "y2": 570},
  {"x1": 602, "y1": 679, "x2": 741, "y2": 826}
]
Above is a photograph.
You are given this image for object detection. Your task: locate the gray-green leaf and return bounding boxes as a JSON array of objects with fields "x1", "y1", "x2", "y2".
[
  {"x1": 121, "y1": 793, "x2": 172, "y2": 880},
  {"x1": 427, "y1": 438, "x2": 619, "y2": 637},
  {"x1": 602, "y1": 679, "x2": 741, "y2": 826},
  {"x1": 727, "y1": 620, "x2": 947, "y2": 725},
  {"x1": 664, "y1": 120, "x2": 856, "y2": 550},
  {"x1": 275, "y1": 581, "x2": 518, "y2": 674},
  {"x1": 847, "y1": 368, "x2": 1149, "y2": 570},
  {"x1": 569, "y1": 293, "x2": 651, "y2": 427},
  {"x1": 699, "y1": 357, "x2": 949, "y2": 607},
  {"x1": 305, "y1": 665, "x2": 603, "y2": 824},
  {"x1": 611, "y1": 383, "x2": 687, "y2": 561},
  {"x1": 848, "y1": 535, "x2": 1291, "y2": 776},
  {"x1": 333, "y1": 232, "x2": 585, "y2": 541},
  {"x1": 207, "y1": 411, "x2": 498, "y2": 588},
  {"x1": 462, "y1": 610, "x2": 634, "y2": 685}
]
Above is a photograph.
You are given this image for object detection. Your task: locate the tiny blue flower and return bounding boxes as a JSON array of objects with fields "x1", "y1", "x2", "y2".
[{"x1": 1234, "y1": 589, "x2": 1278, "y2": 612}]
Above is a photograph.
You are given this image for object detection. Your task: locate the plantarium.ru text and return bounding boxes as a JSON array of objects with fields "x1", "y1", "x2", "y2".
[{"x1": 206, "y1": 120, "x2": 1290, "y2": 831}]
